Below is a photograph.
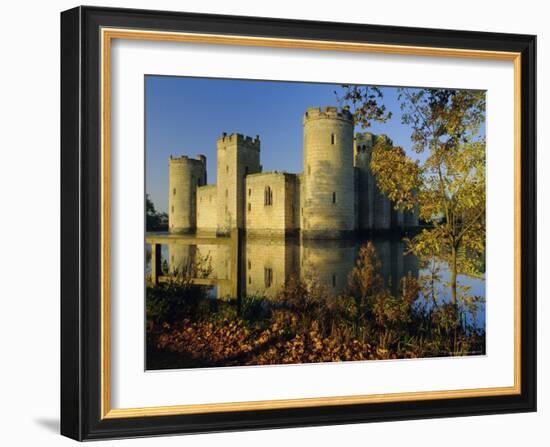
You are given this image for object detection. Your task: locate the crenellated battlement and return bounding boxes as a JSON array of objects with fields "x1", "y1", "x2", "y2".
[
  {"x1": 245, "y1": 170, "x2": 294, "y2": 179},
  {"x1": 216, "y1": 132, "x2": 261, "y2": 150},
  {"x1": 355, "y1": 132, "x2": 375, "y2": 144},
  {"x1": 303, "y1": 106, "x2": 353, "y2": 124},
  {"x1": 354, "y1": 132, "x2": 375, "y2": 154},
  {"x1": 169, "y1": 154, "x2": 206, "y2": 166},
  {"x1": 354, "y1": 133, "x2": 393, "y2": 153}
]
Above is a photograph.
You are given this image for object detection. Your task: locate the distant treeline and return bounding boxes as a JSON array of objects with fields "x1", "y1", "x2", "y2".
[{"x1": 146, "y1": 194, "x2": 168, "y2": 232}]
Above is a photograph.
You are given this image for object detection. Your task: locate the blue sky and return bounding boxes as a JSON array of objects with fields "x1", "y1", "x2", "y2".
[{"x1": 145, "y1": 76, "x2": 432, "y2": 213}]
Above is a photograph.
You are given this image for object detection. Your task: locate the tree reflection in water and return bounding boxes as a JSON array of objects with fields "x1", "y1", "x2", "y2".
[{"x1": 145, "y1": 235, "x2": 485, "y2": 370}]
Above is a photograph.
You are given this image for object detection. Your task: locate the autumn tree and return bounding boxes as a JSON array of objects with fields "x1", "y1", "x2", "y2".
[
  {"x1": 336, "y1": 85, "x2": 392, "y2": 128},
  {"x1": 341, "y1": 87, "x2": 486, "y2": 307}
]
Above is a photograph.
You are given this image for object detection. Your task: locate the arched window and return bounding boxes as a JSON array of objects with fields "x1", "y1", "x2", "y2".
[{"x1": 264, "y1": 186, "x2": 273, "y2": 206}]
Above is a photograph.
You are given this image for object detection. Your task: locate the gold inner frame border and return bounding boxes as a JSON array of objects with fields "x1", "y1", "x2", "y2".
[{"x1": 100, "y1": 27, "x2": 522, "y2": 419}]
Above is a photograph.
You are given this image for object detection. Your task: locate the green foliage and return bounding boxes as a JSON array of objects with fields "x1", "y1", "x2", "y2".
[
  {"x1": 370, "y1": 140, "x2": 421, "y2": 211},
  {"x1": 336, "y1": 85, "x2": 392, "y2": 128},
  {"x1": 146, "y1": 194, "x2": 168, "y2": 231},
  {"x1": 146, "y1": 278, "x2": 212, "y2": 324},
  {"x1": 146, "y1": 252, "x2": 214, "y2": 323},
  {"x1": 398, "y1": 88, "x2": 485, "y2": 154},
  {"x1": 340, "y1": 86, "x2": 486, "y2": 306}
]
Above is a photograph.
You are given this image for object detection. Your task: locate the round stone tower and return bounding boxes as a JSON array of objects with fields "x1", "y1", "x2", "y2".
[
  {"x1": 302, "y1": 106, "x2": 355, "y2": 239},
  {"x1": 168, "y1": 155, "x2": 207, "y2": 234}
]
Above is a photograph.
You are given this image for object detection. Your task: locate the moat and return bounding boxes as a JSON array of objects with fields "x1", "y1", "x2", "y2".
[{"x1": 145, "y1": 233, "x2": 485, "y2": 328}]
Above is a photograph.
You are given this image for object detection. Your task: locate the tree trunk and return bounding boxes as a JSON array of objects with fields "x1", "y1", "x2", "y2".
[{"x1": 450, "y1": 245, "x2": 457, "y2": 306}]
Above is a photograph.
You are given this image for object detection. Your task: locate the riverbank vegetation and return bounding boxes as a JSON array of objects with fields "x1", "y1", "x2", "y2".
[{"x1": 146, "y1": 242, "x2": 485, "y2": 369}]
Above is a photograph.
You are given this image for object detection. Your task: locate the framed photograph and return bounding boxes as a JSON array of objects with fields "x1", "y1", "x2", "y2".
[{"x1": 60, "y1": 6, "x2": 536, "y2": 441}]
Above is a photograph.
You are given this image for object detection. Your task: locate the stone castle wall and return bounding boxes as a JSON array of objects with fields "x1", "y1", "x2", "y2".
[
  {"x1": 170, "y1": 107, "x2": 418, "y2": 239},
  {"x1": 354, "y1": 132, "x2": 375, "y2": 231},
  {"x1": 244, "y1": 172, "x2": 299, "y2": 237},
  {"x1": 196, "y1": 184, "x2": 217, "y2": 233}
]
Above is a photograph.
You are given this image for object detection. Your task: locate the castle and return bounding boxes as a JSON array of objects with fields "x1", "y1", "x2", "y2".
[{"x1": 168, "y1": 106, "x2": 418, "y2": 239}]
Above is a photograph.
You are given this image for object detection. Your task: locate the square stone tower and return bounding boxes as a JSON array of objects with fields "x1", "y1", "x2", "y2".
[{"x1": 216, "y1": 133, "x2": 261, "y2": 235}]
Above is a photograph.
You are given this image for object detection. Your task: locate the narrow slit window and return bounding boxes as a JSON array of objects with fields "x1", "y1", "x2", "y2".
[
  {"x1": 332, "y1": 192, "x2": 336, "y2": 204},
  {"x1": 331, "y1": 133, "x2": 335, "y2": 145},
  {"x1": 264, "y1": 186, "x2": 273, "y2": 206},
  {"x1": 264, "y1": 268, "x2": 273, "y2": 288}
]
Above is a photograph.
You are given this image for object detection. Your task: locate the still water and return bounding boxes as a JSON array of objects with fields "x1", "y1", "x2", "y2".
[{"x1": 146, "y1": 234, "x2": 485, "y2": 328}]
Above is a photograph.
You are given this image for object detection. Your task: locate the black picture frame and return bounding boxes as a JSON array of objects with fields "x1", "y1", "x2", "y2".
[{"x1": 61, "y1": 5, "x2": 536, "y2": 441}]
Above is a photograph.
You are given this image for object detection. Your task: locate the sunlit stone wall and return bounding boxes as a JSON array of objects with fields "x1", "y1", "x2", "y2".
[
  {"x1": 244, "y1": 172, "x2": 299, "y2": 237},
  {"x1": 168, "y1": 155, "x2": 207, "y2": 234},
  {"x1": 216, "y1": 133, "x2": 261, "y2": 235},
  {"x1": 196, "y1": 184, "x2": 217, "y2": 234},
  {"x1": 302, "y1": 107, "x2": 355, "y2": 239}
]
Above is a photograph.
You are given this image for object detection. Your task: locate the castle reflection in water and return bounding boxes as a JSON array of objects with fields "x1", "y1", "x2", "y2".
[{"x1": 159, "y1": 236, "x2": 419, "y2": 299}]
